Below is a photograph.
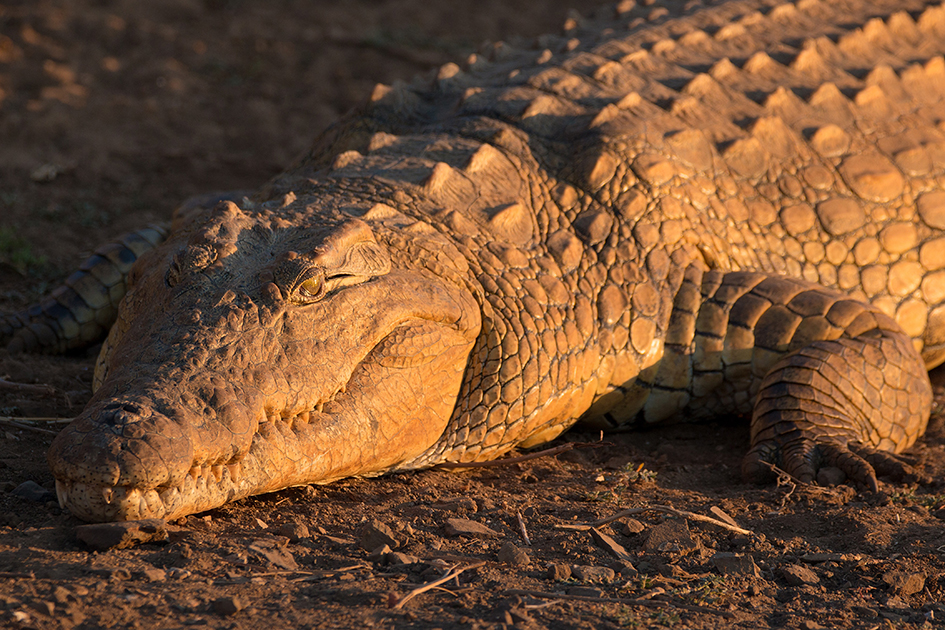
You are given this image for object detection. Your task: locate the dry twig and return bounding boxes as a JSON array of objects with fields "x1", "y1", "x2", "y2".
[
  {"x1": 506, "y1": 588, "x2": 735, "y2": 618},
  {"x1": 390, "y1": 562, "x2": 484, "y2": 609},
  {"x1": 287, "y1": 564, "x2": 371, "y2": 581},
  {"x1": 0, "y1": 378, "x2": 56, "y2": 395},
  {"x1": 757, "y1": 461, "x2": 841, "y2": 512},
  {"x1": 3, "y1": 416, "x2": 73, "y2": 424},
  {"x1": 516, "y1": 511, "x2": 531, "y2": 546},
  {"x1": 555, "y1": 505, "x2": 753, "y2": 536},
  {"x1": 0, "y1": 417, "x2": 59, "y2": 436}
]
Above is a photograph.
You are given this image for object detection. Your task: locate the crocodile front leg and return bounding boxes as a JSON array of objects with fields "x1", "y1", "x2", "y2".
[{"x1": 670, "y1": 268, "x2": 931, "y2": 489}]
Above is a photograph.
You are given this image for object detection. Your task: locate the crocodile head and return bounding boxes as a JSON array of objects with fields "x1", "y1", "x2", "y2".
[{"x1": 48, "y1": 199, "x2": 481, "y2": 521}]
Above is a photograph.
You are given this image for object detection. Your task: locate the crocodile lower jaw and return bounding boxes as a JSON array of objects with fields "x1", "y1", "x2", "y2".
[
  {"x1": 55, "y1": 410, "x2": 352, "y2": 522},
  {"x1": 56, "y1": 473, "x2": 237, "y2": 522}
]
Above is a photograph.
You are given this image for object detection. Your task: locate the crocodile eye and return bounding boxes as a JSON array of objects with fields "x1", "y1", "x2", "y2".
[{"x1": 295, "y1": 272, "x2": 326, "y2": 303}]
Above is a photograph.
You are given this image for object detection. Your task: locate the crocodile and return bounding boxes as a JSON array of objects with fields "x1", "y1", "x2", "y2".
[{"x1": 5, "y1": 0, "x2": 945, "y2": 522}]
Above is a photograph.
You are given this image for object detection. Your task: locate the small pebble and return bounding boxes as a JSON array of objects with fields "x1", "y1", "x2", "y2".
[
  {"x1": 386, "y1": 552, "x2": 420, "y2": 566},
  {"x1": 781, "y1": 564, "x2": 819, "y2": 586},
  {"x1": 589, "y1": 527, "x2": 631, "y2": 561},
  {"x1": 645, "y1": 519, "x2": 697, "y2": 553},
  {"x1": 11, "y1": 481, "x2": 55, "y2": 503},
  {"x1": 276, "y1": 522, "x2": 310, "y2": 541},
  {"x1": 213, "y1": 596, "x2": 244, "y2": 616},
  {"x1": 432, "y1": 497, "x2": 478, "y2": 513},
  {"x1": 140, "y1": 567, "x2": 166, "y2": 582},
  {"x1": 52, "y1": 587, "x2": 70, "y2": 604},
  {"x1": 616, "y1": 561, "x2": 638, "y2": 577},
  {"x1": 882, "y1": 570, "x2": 926, "y2": 596},
  {"x1": 368, "y1": 544, "x2": 391, "y2": 561},
  {"x1": 443, "y1": 518, "x2": 499, "y2": 538},
  {"x1": 712, "y1": 552, "x2": 761, "y2": 577},
  {"x1": 547, "y1": 563, "x2": 571, "y2": 581},
  {"x1": 497, "y1": 541, "x2": 530, "y2": 566},
  {"x1": 248, "y1": 541, "x2": 298, "y2": 571},
  {"x1": 621, "y1": 518, "x2": 645, "y2": 535},
  {"x1": 571, "y1": 565, "x2": 615, "y2": 582},
  {"x1": 358, "y1": 519, "x2": 400, "y2": 551}
]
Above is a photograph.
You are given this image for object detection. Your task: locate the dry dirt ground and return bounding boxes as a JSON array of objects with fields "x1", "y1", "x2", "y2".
[{"x1": 1, "y1": 1, "x2": 945, "y2": 628}]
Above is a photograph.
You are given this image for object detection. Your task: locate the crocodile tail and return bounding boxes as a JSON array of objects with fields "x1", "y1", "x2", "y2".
[{"x1": 1, "y1": 224, "x2": 169, "y2": 354}]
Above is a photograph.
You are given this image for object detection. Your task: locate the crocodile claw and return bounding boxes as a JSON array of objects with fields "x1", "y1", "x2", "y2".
[
  {"x1": 742, "y1": 437, "x2": 924, "y2": 491},
  {"x1": 847, "y1": 442, "x2": 928, "y2": 486}
]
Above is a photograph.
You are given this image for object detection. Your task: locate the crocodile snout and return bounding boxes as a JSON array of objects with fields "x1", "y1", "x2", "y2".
[
  {"x1": 49, "y1": 397, "x2": 198, "y2": 491},
  {"x1": 48, "y1": 392, "x2": 257, "y2": 521}
]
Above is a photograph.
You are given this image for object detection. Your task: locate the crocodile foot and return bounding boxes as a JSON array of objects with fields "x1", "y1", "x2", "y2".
[{"x1": 742, "y1": 437, "x2": 925, "y2": 491}]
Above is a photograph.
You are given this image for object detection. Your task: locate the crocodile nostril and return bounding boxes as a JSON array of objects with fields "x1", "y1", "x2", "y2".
[{"x1": 100, "y1": 402, "x2": 151, "y2": 426}]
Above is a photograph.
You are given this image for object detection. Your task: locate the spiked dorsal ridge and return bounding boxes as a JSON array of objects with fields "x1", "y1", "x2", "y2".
[
  {"x1": 743, "y1": 51, "x2": 780, "y2": 75},
  {"x1": 887, "y1": 10, "x2": 920, "y2": 43},
  {"x1": 750, "y1": 116, "x2": 803, "y2": 159},
  {"x1": 862, "y1": 17, "x2": 893, "y2": 47},
  {"x1": 709, "y1": 59, "x2": 740, "y2": 82},
  {"x1": 436, "y1": 62, "x2": 462, "y2": 82},
  {"x1": 918, "y1": 4, "x2": 945, "y2": 35},
  {"x1": 854, "y1": 85, "x2": 894, "y2": 119},
  {"x1": 650, "y1": 38, "x2": 676, "y2": 56},
  {"x1": 722, "y1": 136, "x2": 769, "y2": 180},
  {"x1": 770, "y1": 3, "x2": 798, "y2": 21},
  {"x1": 487, "y1": 203, "x2": 533, "y2": 246},
  {"x1": 331, "y1": 150, "x2": 363, "y2": 171},
  {"x1": 464, "y1": 143, "x2": 502, "y2": 173},
  {"x1": 790, "y1": 46, "x2": 829, "y2": 78},
  {"x1": 362, "y1": 203, "x2": 403, "y2": 221},
  {"x1": 685, "y1": 72, "x2": 724, "y2": 97},
  {"x1": 715, "y1": 23, "x2": 747, "y2": 42},
  {"x1": 423, "y1": 162, "x2": 455, "y2": 192},
  {"x1": 677, "y1": 29, "x2": 712, "y2": 49},
  {"x1": 763, "y1": 86, "x2": 808, "y2": 122},
  {"x1": 809, "y1": 82, "x2": 851, "y2": 109},
  {"x1": 367, "y1": 132, "x2": 399, "y2": 152}
]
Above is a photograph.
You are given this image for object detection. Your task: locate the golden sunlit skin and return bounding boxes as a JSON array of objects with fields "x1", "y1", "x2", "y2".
[{"x1": 3, "y1": 0, "x2": 945, "y2": 521}]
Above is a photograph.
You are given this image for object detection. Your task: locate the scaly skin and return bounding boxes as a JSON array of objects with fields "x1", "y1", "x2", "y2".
[{"x1": 5, "y1": 0, "x2": 945, "y2": 521}]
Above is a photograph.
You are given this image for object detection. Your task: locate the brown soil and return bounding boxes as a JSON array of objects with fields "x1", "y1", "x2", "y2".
[{"x1": 1, "y1": 1, "x2": 945, "y2": 628}]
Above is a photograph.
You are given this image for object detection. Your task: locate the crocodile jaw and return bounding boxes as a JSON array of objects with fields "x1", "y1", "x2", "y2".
[
  {"x1": 47, "y1": 204, "x2": 481, "y2": 522},
  {"x1": 50, "y1": 309, "x2": 477, "y2": 522}
]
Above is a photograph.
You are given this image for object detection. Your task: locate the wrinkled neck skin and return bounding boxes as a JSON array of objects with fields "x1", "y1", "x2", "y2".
[{"x1": 48, "y1": 196, "x2": 481, "y2": 521}]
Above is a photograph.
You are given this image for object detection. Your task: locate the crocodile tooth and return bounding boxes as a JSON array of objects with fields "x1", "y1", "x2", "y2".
[
  {"x1": 189, "y1": 466, "x2": 200, "y2": 481},
  {"x1": 297, "y1": 411, "x2": 310, "y2": 424},
  {"x1": 267, "y1": 413, "x2": 279, "y2": 423},
  {"x1": 102, "y1": 487, "x2": 113, "y2": 505},
  {"x1": 226, "y1": 462, "x2": 241, "y2": 482},
  {"x1": 315, "y1": 402, "x2": 324, "y2": 413},
  {"x1": 55, "y1": 480, "x2": 68, "y2": 508},
  {"x1": 211, "y1": 465, "x2": 223, "y2": 483},
  {"x1": 159, "y1": 486, "x2": 179, "y2": 511}
]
